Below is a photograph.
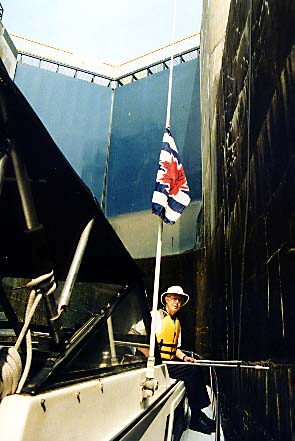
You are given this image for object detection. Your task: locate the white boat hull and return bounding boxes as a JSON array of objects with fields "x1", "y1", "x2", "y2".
[{"x1": 0, "y1": 364, "x2": 187, "y2": 441}]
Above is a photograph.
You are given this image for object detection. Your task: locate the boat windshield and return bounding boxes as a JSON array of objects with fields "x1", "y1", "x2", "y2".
[
  {"x1": 0, "y1": 276, "x2": 152, "y2": 392},
  {"x1": 1, "y1": 277, "x2": 127, "y2": 334}
]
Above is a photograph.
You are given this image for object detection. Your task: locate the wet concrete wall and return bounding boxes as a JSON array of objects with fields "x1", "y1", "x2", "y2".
[
  {"x1": 200, "y1": 0, "x2": 231, "y2": 245},
  {"x1": 0, "y1": 21, "x2": 17, "y2": 79},
  {"x1": 201, "y1": 0, "x2": 295, "y2": 439}
]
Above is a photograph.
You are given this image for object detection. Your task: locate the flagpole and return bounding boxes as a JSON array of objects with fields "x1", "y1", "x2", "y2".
[
  {"x1": 145, "y1": 0, "x2": 177, "y2": 385},
  {"x1": 146, "y1": 217, "x2": 163, "y2": 379}
]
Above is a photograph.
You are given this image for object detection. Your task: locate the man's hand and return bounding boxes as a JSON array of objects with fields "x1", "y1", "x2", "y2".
[
  {"x1": 183, "y1": 355, "x2": 195, "y2": 363},
  {"x1": 176, "y1": 349, "x2": 197, "y2": 363}
]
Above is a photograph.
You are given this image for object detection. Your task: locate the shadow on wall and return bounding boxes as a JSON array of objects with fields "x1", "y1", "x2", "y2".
[
  {"x1": 108, "y1": 200, "x2": 202, "y2": 260},
  {"x1": 80, "y1": 138, "x2": 107, "y2": 203}
]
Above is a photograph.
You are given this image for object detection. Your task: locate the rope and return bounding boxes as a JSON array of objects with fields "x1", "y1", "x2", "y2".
[
  {"x1": 117, "y1": 33, "x2": 199, "y2": 68},
  {"x1": 238, "y1": 0, "x2": 253, "y2": 358},
  {"x1": 10, "y1": 33, "x2": 74, "y2": 55},
  {"x1": 0, "y1": 347, "x2": 22, "y2": 400},
  {"x1": 165, "y1": 0, "x2": 177, "y2": 129},
  {"x1": 16, "y1": 290, "x2": 42, "y2": 393},
  {"x1": 0, "y1": 271, "x2": 55, "y2": 400}
]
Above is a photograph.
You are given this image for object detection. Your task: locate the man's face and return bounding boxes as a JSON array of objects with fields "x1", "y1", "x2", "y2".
[{"x1": 165, "y1": 294, "x2": 183, "y2": 316}]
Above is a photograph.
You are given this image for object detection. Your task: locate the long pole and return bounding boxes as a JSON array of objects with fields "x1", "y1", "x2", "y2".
[
  {"x1": 164, "y1": 360, "x2": 270, "y2": 370},
  {"x1": 146, "y1": 0, "x2": 177, "y2": 382},
  {"x1": 146, "y1": 218, "x2": 163, "y2": 378},
  {"x1": 58, "y1": 218, "x2": 94, "y2": 312}
]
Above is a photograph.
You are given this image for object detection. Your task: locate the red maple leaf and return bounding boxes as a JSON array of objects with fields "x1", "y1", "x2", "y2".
[{"x1": 160, "y1": 157, "x2": 189, "y2": 196}]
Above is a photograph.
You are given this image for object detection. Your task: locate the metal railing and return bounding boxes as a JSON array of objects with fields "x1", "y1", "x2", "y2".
[
  {"x1": 17, "y1": 46, "x2": 200, "y2": 89},
  {"x1": 17, "y1": 52, "x2": 113, "y2": 87},
  {"x1": 209, "y1": 360, "x2": 269, "y2": 441},
  {"x1": 116, "y1": 47, "x2": 200, "y2": 86},
  {"x1": 172, "y1": 354, "x2": 270, "y2": 440}
]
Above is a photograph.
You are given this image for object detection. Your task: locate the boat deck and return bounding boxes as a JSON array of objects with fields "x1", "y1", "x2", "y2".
[
  {"x1": 180, "y1": 390, "x2": 224, "y2": 441},
  {"x1": 181, "y1": 430, "x2": 216, "y2": 441}
]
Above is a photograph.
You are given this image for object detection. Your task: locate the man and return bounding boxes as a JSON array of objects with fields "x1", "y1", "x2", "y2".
[{"x1": 131, "y1": 285, "x2": 216, "y2": 434}]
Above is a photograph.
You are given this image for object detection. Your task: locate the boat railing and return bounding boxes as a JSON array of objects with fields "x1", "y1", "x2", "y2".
[
  {"x1": 17, "y1": 46, "x2": 200, "y2": 89},
  {"x1": 115, "y1": 46, "x2": 200, "y2": 87},
  {"x1": 165, "y1": 357, "x2": 270, "y2": 441},
  {"x1": 17, "y1": 52, "x2": 113, "y2": 86},
  {"x1": 200, "y1": 359, "x2": 269, "y2": 441}
]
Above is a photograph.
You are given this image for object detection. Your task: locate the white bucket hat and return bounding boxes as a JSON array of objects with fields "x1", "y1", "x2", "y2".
[{"x1": 161, "y1": 285, "x2": 190, "y2": 307}]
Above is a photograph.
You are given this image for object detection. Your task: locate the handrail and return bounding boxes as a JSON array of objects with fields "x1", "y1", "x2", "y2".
[
  {"x1": 17, "y1": 45, "x2": 200, "y2": 88},
  {"x1": 165, "y1": 357, "x2": 270, "y2": 440},
  {"x1": 164, "y1": 360, "x2": 270, "y2": 370},
  {"x1": 116, "y1": 46, "x2": 200, "y2": 83},
  {"x1": 18, "y1": 52, "x2": 112, "y2": 84}
]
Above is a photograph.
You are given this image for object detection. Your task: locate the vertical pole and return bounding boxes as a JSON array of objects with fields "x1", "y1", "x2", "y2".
[
  {"x1": 0, "y1": 152, "x2": 8, "y2": 196},
  {"x1": 145, "y1": 0, "x2": 177, "y2": 383},
  {"x1": 215, "y1": 391, "x2": 220, "y2": 441},
  {"x1": 107, "y1": 316, "x2": 117, "y2": 363},
  {"x1": 146, "y1": 218, "x2": 163, "y2": 378},
  {"x1": 10, "y1": 141, "x2": 39, "y2": 230},
  {"x1": 9, "y1": 140, "x2": 63, "y2": 345}
]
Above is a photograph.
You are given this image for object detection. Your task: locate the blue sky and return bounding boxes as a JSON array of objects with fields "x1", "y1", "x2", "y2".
[{"x1": 1, "y1": 0, "x2": 203, "y2": 63}]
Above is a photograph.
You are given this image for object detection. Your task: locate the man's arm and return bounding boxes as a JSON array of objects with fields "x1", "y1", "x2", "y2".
[{"x1": 128, "y1": 329, "x2": 150, "y2": 358}]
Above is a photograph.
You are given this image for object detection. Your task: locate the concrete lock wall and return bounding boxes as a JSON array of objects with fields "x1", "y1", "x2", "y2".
[
  {"x1": 0, "y1": 21, "x2": 17, "y2": 79},
  {"x1": 196, "y1": 0, "x2": 231, "y2": 368},
  {"x1": 200, "y1": 0, "x2": 231, "y2": 245},
  {"x1": 200, "y1": 1, "x2": 295, "y2": 439},
  {"x1": 14, "y1": 57, "x2": 202, "y2": 260}
]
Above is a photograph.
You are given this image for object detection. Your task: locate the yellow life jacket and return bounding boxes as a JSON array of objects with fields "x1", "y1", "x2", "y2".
[{"x1": 156, "y1": 309, "x2": 180, "y2": 360}]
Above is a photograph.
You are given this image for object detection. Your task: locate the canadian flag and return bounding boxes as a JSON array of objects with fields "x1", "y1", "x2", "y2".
[{"x1": 152, "y1": 129, "x2": 190, "y2": 224}]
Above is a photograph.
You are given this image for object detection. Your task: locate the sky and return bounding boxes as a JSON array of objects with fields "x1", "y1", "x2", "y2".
[{"x1": 1, "y1": 0, "x2": 203, "y2": 64}]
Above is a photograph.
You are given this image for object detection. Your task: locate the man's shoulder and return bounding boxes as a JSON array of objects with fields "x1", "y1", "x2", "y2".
[{"x1": 158, "y1": 309, "x2": 167, "y2": 319}]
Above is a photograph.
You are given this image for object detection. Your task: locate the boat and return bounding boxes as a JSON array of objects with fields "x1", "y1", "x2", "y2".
[{"x1": 0, "y1": 56, "x2": 196, "y2": 441}]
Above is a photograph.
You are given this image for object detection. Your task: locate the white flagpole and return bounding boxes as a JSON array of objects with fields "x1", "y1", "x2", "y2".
[
  {"x1": 145, "y1": 0, "x2": 177, "y2": 383},
  {"x1": 146, "y1": 218, "x2": 163, "y2": 379}
]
